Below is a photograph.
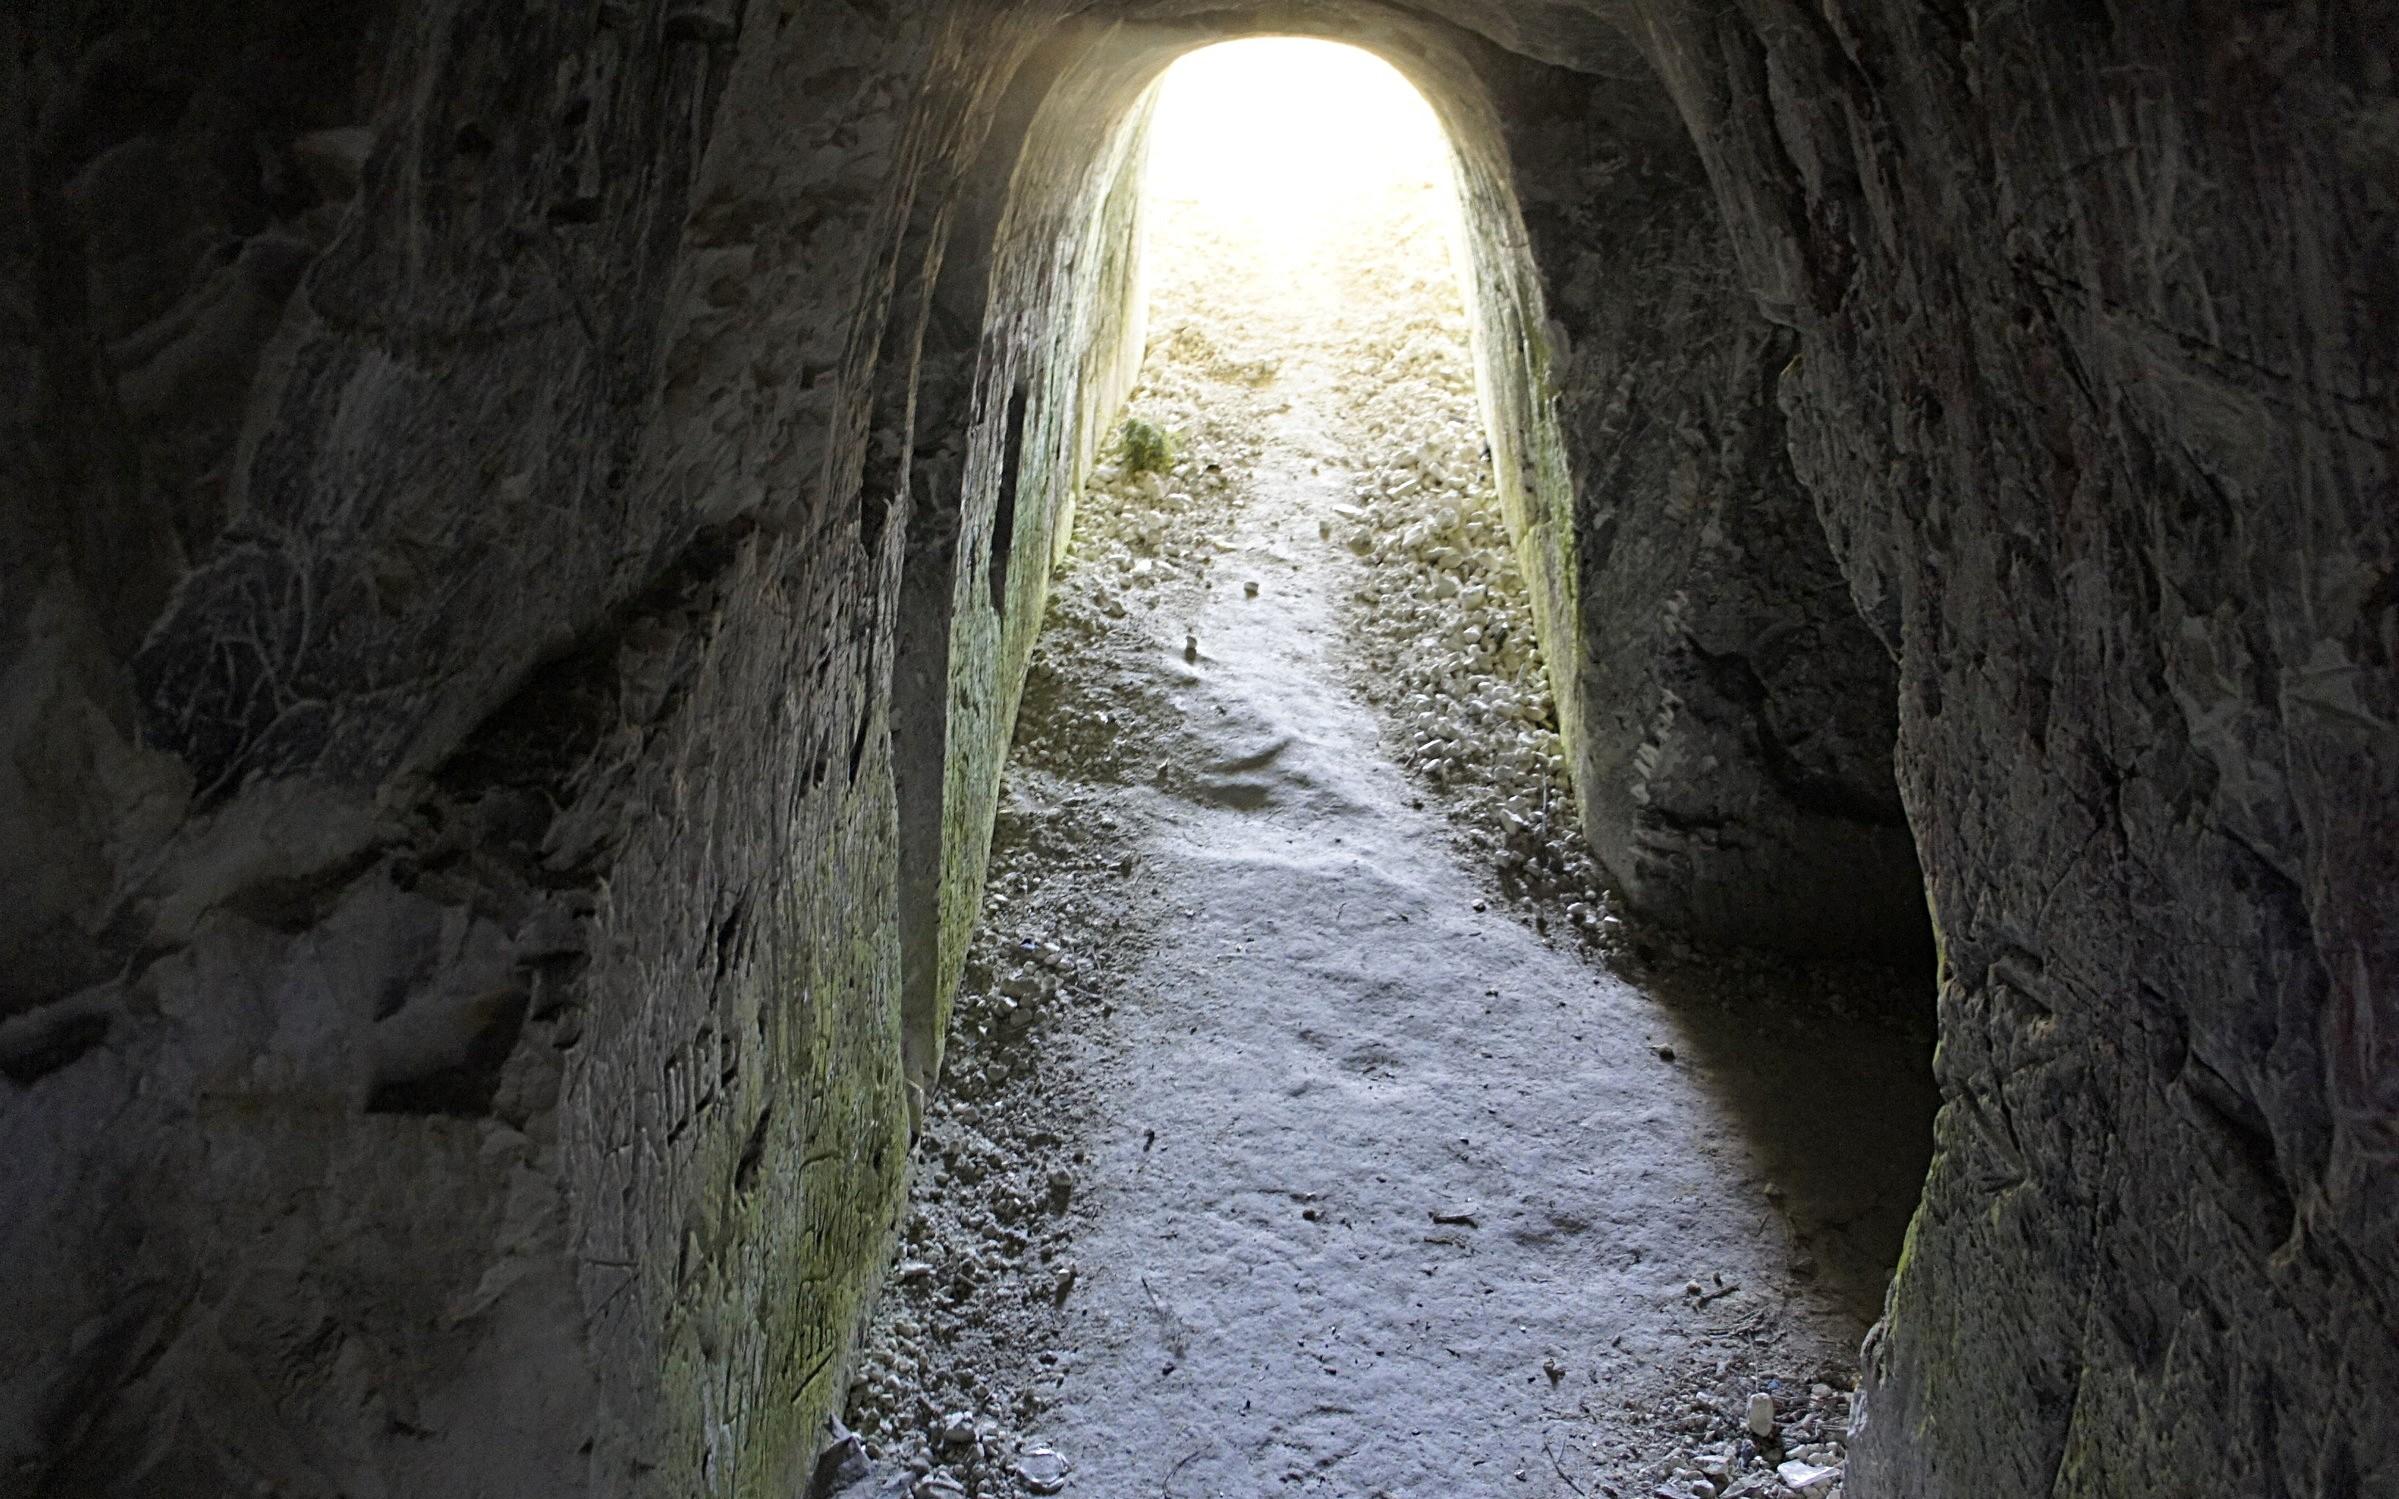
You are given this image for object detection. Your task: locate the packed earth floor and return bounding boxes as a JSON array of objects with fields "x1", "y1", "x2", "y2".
[{"x1": 831, "y1": 171, "x2": 1938, "y2": 1499}]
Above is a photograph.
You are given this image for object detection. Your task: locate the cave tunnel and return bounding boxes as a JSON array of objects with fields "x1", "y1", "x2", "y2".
[
  {"x1": 1, "y1": 4, "x2": 2392, "y2": 1499},
  {"x1": 860, "y1": 32, "x2": 1941, "y2": 1492}
]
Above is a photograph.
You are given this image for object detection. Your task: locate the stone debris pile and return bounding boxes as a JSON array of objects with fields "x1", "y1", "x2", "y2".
[
  {"x1": 1061, "y1": 323, "x2": 1279, "y2": 622},
  {"x1": 1303, "y1": 202, "x2": 1615, "y2": 923},
  {"x1": 1644, "y1": 1377, "x2": 1856, "y2": 1499}
]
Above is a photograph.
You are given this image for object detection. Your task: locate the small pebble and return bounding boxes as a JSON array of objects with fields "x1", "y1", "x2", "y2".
[{"x1": 1014, "y1": 1447, "x2": 1071, "y2": 1495}]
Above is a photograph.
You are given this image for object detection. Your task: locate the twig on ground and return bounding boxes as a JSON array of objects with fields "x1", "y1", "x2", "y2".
[{"x1": 1544, "y1": 1437, "x2": 1591, "y2": 1497}]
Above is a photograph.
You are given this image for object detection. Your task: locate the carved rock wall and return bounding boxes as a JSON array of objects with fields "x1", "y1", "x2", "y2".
[
  {"x1": 2, "y1": 2, "x2": 1158, "y2": 1491},
  {"x1": 0, "y1": 2, "x2": 1009, "y2": 1492},
  {"x1": 1456, "y1": 37, "x2": 1926, "y2": 957},
  {"x1": 1626, "y1": 3, "x2": 2399, "y2": 1492}
]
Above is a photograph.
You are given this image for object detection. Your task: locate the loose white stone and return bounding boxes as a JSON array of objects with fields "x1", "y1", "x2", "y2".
[{"x1": 1014, "y1": 1447, "x2": 1071, "y2": 1495}]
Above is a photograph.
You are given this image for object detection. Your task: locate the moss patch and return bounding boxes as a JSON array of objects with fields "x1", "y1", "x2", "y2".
[{"x1": 1116, "y1": 414, "x2": 1176, "y2": 475}]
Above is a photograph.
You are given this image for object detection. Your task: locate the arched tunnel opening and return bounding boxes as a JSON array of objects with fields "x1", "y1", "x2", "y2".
[
  {"x1": 1, "y1": 5, "x2": 2391, "y2": 1499},
  {"x1": 854, "y1": 31, "x2": 1938, "y2": 1494}
]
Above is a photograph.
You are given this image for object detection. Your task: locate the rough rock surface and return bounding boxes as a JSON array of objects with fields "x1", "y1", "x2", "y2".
[
  {"x1": 1635, "y1": 8, "x2": 2399, "y2": 1495},
  {"x1": 2, "y1": 5, "x2": 1033, "y2": 1492},
  {"x1": 0, "y1": 3, "x2": 2390, "y2": 1498},
  {"x1": 1461, "y1": 42, "x2": 1927, "y2": 958}
]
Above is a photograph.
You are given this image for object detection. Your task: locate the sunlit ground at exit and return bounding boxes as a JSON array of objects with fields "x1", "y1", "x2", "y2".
[{"x1": 1142, "y1": 38, "x2": 1464, "y2": 295}]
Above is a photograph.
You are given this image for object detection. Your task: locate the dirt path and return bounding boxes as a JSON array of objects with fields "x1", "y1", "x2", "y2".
[{"x1": 836, "y1": 181, "x2": 1932, "y2": 1499}]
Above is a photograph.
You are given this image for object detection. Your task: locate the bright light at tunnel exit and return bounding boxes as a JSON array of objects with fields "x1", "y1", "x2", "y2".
[{"x1": 1144, "y1": 38, "x2": 1457, "y2": 224}]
